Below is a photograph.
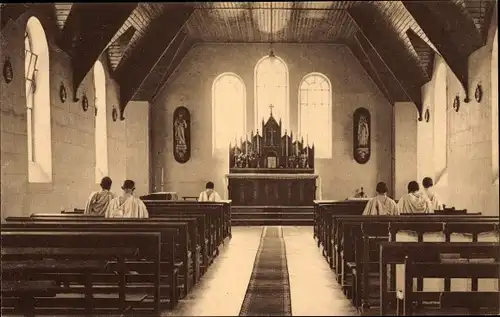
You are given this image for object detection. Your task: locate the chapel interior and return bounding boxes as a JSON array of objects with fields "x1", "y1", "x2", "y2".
[{"x1": 0, "y1": 2, "x2": 499, "y2": 317}]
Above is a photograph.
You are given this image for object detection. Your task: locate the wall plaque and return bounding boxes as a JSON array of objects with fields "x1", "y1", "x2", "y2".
[
  {"x1": 173, "y1": 106, "x2": 191, "y2": 164},
  {"x1": 353, "y1": 107, "x2": 371, "y2": 164}
]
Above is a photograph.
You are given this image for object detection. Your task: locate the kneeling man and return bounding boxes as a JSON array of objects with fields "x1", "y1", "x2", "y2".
[
  {"x1": 106, "y1": 180, "x2": 149, "y2": 218},
  {"x1": 198, "y1": 181, "x2": 221, "y2": 202},
  {"x1": 397, "y1": 181, "x2": 433, "y2": 214},
  {"x1": 363, "y1": 182, "x2": 397, "y2": 215},
  {"x1": 85, "y1": 176, "x2": 116, "y2": 216}
]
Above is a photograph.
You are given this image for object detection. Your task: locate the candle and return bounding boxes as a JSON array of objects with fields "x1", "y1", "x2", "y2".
[
  {"x1": 286, "y1": 136, "x2": 288, "y2": 157},
  {"x1": 161, "y1": 167, "x2": 164, "y2": 191},
  {"x1": 256, "y1": 131, "x2": 260, "y2": 154},
  {"x1": 245, "y1": 134, "x2": 248, "y2": 155}
]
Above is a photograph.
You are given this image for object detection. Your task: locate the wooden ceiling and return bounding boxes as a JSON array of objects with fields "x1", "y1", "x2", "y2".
[{"x1": 0, "y1": 1, "x2": 496, "y2": 119}]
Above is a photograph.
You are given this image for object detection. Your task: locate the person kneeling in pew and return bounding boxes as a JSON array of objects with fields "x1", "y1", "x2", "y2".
[
  {"x1": 198, "y1": 181, "x2": 221, "y2": 202},
  {"x1": 84, "y1": 176, "x2": 116, "y2": 216},
  {"x1": 422, "y1": 176, "x2": 444, "y2": 211},
  {"x1": 363, "y1": 182, "x2": 397, "y2": 215},
  {"x1": 396, "y1": 181, "x2": 433, "y2": 214},
  {"x1": 106, "y1": 180, "x2": 149, "y2": 218}
]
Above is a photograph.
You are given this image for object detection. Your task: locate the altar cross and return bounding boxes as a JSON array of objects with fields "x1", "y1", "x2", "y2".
[{"x1": 269, "y1": 104, "x2": 274, "y2": 116}]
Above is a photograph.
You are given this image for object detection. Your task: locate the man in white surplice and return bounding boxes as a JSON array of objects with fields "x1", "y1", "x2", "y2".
[
  {"x1": 198, "y1": 181, "x2": 221, "y2": 202},
  {"x1": 106, "y1": 180, "x2": 149, "y2": 218},
  {"x1": 362, "y1": 182, "x2": 398, "y2": 215},
  {"x1": 396, "y1": 181, "x2": 433, "y2": 214},
  {"x1": 422, "y1": 177, "x2": 444, "y2": 210}
]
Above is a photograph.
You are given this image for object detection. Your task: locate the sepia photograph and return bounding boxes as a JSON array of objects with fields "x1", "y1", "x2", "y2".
[{"x1": 0, "y1": 1, "x2": 498, "y2": 316}]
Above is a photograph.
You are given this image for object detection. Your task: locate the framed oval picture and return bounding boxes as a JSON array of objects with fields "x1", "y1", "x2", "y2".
[
  {"x1": 173, "y1": 106, "x2": 191, "y2": 164},
  {"x1": 353, "y1": 107, "x2": 371, "y2": 164}
]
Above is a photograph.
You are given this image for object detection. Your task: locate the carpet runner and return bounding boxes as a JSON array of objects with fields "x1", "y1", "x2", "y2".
[{"x1": 239, "y1": 226, "x2": 292, "y2": 316}]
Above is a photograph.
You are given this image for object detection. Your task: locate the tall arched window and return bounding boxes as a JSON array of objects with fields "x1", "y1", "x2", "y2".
[
  {"x1": 93, "y1": 61, "x2": 109, "y2": 183},
  {"x1": 492, "y1": 29, "x2": 498, "y2": 182},
  {"x1": 254, "y1": 55, "x2": 289, "y2": 130},
  {"x1": 212, "y1": 73, "x2": 246, "y2": 155},
  {"x1": 298, "y1": 73, "x2": 332, "y2": 158},
  {"x1": 25, "y1": 16, "x2": 52, "y2": 183},
  {"x1": 434, "y1": 59, "x2": 448, "y2": 182}
]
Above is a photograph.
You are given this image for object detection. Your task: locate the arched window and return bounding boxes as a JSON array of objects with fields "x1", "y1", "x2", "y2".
[
  {"x1": 212, "y1": 73, "x2": 246, "y2": 155},
  {"x1": 433, "y1": 59, "x2": 448, "y2": 182},
  {"x1": 492, "y1": 29, "x2": 498, "y2": 182},
  {"x1": 93, "y1": 61, "x2": 109, "y2": 183},
  {"x1": 298, "y1": 73, "x2": 332, "y2": 158},
  {"x1": 25, "y1": 16, "x2": 52, "y2": 183},
  {"x1": 254, "y1": 55, "x2": 289, "y2": 130}
]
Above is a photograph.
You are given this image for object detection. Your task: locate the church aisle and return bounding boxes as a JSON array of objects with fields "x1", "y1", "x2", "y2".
[
  {"x1": 283, "y1": 226, "x2": 359, "y2": 316},
  {"x1": 163, "y1": 226, "x2": 263, "y2": 316}
]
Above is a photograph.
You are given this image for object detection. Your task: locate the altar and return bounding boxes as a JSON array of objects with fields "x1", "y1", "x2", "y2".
[{"x1": 226, "y1": 106, "x2": 319, "y2": 207}]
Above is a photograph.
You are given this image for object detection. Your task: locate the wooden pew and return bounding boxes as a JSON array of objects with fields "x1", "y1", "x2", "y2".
[
  {"x1": 6, "y1": 216, "x2": 199, "y2": 297},
  {"x1": 144, "y1": 201, "x2": 225, "y2": 261},
  {"x1": 143, "y1": 200, "x2": 232, "y2": 242},
  {"x1": 27, "y1": 213, "x2": 208, "y2": 276},
  {"x1": 333, "y1": 216, "x2": 498, "y2": 308},
  {"x1": 1, "y1": 231, "x2": 163, "y2": 315},
  {"x1": 313, "y1": 200, "x2": 368, "y2": 260},
  {"x1": 380, "y1": 242, "x2": 500, "y2": 316},
  {"x1": 331, "y1": 215, "x2": 498, "y2": 276}
]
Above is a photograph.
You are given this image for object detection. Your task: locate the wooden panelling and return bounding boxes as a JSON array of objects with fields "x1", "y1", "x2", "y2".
[
  {"x1": 185, "y1": 2, "x2": 357, "y2": 43},
  {"x1": 406, "y1": 29, "x2": 436, "y2": 82},
  {"x1": 53, "y1": 3, "x2": 72, "y2": 30},
  {"x1": 460, "y1": 0, "x2": 496, "y2": 44},
  {"x1": 107, "y1": 27, "x2": 136, "y2": 70}
]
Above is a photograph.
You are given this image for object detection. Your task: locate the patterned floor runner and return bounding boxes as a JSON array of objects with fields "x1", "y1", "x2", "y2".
[{"x1": 239, "y1": 226, "x2": 292, "y2": 316}]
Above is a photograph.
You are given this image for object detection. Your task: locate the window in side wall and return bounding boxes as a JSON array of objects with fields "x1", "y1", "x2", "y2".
[
  {"x1": 25, "y1": 17, "x2": 52, "y2": 183},
  {"x1": 212, "y1": 73, "x2": 246, "y2": 156},
  {"x1": 93, "y1": 60, "x2": 109, "y2": 183},
  {"x1": 298, "y1": 73, "x2": 332, "y2": 159}
]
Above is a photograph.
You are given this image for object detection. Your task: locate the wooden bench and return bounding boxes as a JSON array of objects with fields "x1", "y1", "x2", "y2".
[
  {"x1": 334, "y1": 217, "x2": 498, "y2": 310},
  {"x1": 144, "y1": 202, "x2": 224, "y2": 260},
  {"x1": 26, "y1": 213, "x2": 210, "y2": 277},
  {"x1": 4, "y1": 218, "x2": 194, "y2": 300},
  {"x1": 382, "y1": 242, "x2": 500, "y2": 316},
  {"x1": 1, "y1": 231, "x2": 163, "y2": 315}
]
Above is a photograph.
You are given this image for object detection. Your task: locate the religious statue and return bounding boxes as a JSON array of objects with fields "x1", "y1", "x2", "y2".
[
  {"x1": 173, "y1": 106, "x2": 191, "y2": 163},
  {"x1": 358, "y1": 115, "x2": 369, "y2": 147},
  {"x1": 174, "y1": 113, "x2": 187, "y2": 146}
]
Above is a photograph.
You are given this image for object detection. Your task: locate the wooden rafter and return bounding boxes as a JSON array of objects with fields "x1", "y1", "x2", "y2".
[
  {"x1": 348, "y1": 5, "x2": 427, "y2": 119},
  {"x1": 406, "y1": 29, "x2": 436, "y2": 82},
  {"x1": 114, "y1": 4, "x2": 195, "y2": 117},
  {"x1": 59, "y1": 3, "x2": 137, "y2": 101},
  {"x1": 402, "y1": 0, "x2": 483, "y2": 102}
]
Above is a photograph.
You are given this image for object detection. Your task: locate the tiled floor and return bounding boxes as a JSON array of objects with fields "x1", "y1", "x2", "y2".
[{"x1": 165, "y1": 226, "x2": 358, "y2": 316}]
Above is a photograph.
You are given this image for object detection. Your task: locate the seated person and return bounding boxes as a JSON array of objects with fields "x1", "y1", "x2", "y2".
[
  {"x1": 106, "y1": 180, "x2": 149, "y2": 218},
  {"x1": 397, "y1": 181, "x2": 433, "y2": 214},
  {"x1": 422, "y1": 177, "x2": 443, "y2": 210},
  {"x1": 198, "y1": 181, "x2": 221, "y2": 202},
  {"x1": 362, "y1": 182, "x2": 397, "y2": 215},
  {"x1": 84, "y1": 176, "x2": 116, "y2": 216}
]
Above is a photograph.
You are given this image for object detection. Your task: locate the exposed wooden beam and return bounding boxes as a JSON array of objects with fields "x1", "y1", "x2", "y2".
[
  {"x1": 59, "y1": 3, "x2": 137, "y2": 101},
  {"x1": 402, "y1": 1, "x2": 483, "y2": 102},
  {"x1": 406, "y1": 29, "x2": 436, "y2": 82},
  {"x1": 347, "y1": 5, "x2": 427, "y2": 119},
  {"x1": 150, "y1": 34, "x2": 196, "y2": 101},
  {"x1": 0, "y1": 4, "x2": 29, "y2": 30},
  {"x1": 350, "y1": 36, "x2": 395, "y2": 105},
  {"x1": 114, "y1": 4, "x2": 195, "y2": 117}
]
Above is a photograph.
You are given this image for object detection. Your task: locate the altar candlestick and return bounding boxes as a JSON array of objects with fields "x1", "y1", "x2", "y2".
[
  {"x1": 256, "y1": 130, "x2": 260, "y2": 153},
  {"x1": 245, "y1": 134, "x2": 248, "y2": 155},
  {"x1": 161, "y1": 168, "x2": 164, "y2": 192}
]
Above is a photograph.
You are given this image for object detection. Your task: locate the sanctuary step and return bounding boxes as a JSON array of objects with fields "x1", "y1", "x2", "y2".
[{"x1": 231, "y1": 206, "x2": 313, "y2": 226}]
